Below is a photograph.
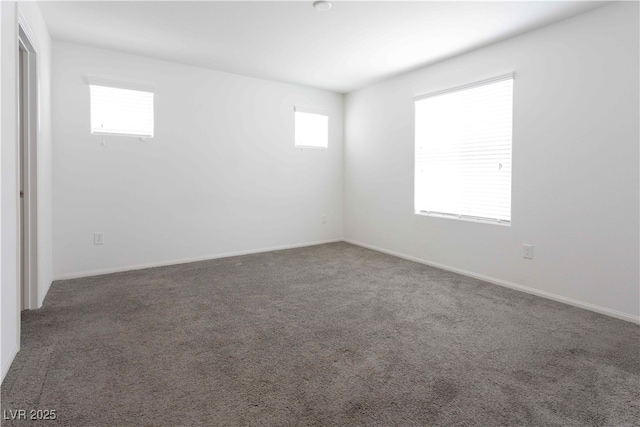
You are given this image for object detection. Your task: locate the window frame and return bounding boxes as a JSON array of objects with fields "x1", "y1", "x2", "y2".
[
  {"x1": 413, "y1": 73, "x2": 514, "y2": 226},
  {"x1": 294, "y1": 106, "x2": 329, "y2": 150},
  {"x1": 86, "y1": 77, "x2": 155, "y2": 139}
]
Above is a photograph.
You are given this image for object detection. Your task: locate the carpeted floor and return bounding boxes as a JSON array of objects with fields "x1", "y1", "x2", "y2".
[{"x1": 2, "y1": 242, "x2": 639, "y2": 426}]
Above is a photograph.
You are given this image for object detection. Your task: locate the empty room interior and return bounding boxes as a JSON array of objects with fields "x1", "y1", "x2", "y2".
[{"x1": 1, "y1": 1, "x2": 639, "y2": 425}]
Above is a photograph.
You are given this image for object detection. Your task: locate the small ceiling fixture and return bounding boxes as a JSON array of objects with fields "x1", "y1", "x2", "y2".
[{"x1": 313, "y1": 1, "x2": 332, "y2": 11}]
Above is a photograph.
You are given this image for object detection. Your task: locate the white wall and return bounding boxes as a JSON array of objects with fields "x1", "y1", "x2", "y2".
[
  {"x1": 344, "y1": 2, "x2": 639, "y2": 322},
  {"x1": 52, "y1": 42, "x2": 344, "y2": 279},
  {"x1": 1, "y1": 1, "x2": 19, "y2": 383},
  {"x1": 1, "y1": 1, "x2": 53, "y2": 382}
]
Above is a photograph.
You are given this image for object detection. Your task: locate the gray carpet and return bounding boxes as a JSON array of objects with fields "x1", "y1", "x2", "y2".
[{"x1": 2, "y1": 242, "x2": 639, "y2": 426}]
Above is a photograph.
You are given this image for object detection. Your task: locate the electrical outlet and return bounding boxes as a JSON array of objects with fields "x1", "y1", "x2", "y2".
[
  {"x1": 322, "y1": 214, "x2": 327, "y2": 224},
  {"x1": 523, "y1": 244, "x2": 533, "y2": 259},
  {"x1": 94, "y1": 232, "x2": 104, "y2": 245}
]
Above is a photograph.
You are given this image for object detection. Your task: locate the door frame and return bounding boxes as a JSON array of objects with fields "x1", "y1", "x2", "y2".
[{"x1": 17, "y1": 13, "x2": 38, "y2": 311}]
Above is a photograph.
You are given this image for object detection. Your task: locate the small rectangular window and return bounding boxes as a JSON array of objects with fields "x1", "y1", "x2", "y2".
[
  {"x1": 414, "y1": 74, "x2": 513, "y2": 224},
  {"x1": 294, "y1": 106, "x2": 328, "y2": 149},
  {"x1": 88, "y1": 78, "x2": 154, "y2": 138}
]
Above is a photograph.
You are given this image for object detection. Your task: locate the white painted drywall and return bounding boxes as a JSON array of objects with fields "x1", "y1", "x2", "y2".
[
  {"x1": 1, "y1": 1, "x2": 20, "y2": 383},
  {"x1": 344, "y1": 2, "x2": 640, "y2": 321},
  {"x1": 37, "y1": 2, "x2": 607, "y2": 93},
  {"x1": 1, "y1": 1, "x2": 53, "y2": 383},
  {"x1": 52, "y1": 42, "x2": 344, "y2": 279}
]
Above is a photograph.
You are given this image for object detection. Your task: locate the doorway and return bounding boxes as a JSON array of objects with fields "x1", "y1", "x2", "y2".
[{"x1": 18, "y1": 24, "x2": 38, "y2": 311}]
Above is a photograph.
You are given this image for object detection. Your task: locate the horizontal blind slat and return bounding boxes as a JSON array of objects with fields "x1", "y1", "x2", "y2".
[
  {"x1": 90, "y1": 85, "x2": 155, "y2": 137},
  {"x1": 414, "y1": 77, "x2": 513, "y2": 222}
]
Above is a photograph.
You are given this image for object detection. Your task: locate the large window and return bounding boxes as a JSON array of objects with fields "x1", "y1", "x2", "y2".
[
  {"x1": 88, "y1": 78, "x2": 154, "y2": 138},
  {"x1": 294, "y1": 106, "x2": 328, "y2": 149},
  {"x1": 414, "y1": 75, "x2": 513, "y2": 224}
]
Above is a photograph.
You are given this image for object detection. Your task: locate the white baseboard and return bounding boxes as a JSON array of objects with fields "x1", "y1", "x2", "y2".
[
  {"x1": 344, "y1": 239, "x2": 640, "y2": 325},
  {"x1": 52, "y1": 237, "x2": 639, "y2": 324},
  {"x1": 1, "y1": 343, "x2": 19, "y2": 384},
  {"x1": 53, "y1": 239, "x2": 343, "y2": 281}
]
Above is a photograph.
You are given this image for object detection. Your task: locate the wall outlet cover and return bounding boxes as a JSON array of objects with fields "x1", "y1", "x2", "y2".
[{"x1": 94, "y1": 232, "x2": 104, "y2": 245}]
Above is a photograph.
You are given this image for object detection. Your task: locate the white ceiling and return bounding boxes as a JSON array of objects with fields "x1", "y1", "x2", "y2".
[{"x1": 38, "y1": 1, "x2": 608, "y2": 93}]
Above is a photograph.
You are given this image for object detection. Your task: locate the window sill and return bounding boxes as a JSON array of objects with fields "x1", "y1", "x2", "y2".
[
  {"x1": 92, "y1": 132, "x2": 153, "y2": 139},
  {"x1": 415, "y1": 211, "x2": 510, "y2": 227},
  {"x1": 295, "y1": 145, "x2": 327, "y2": 150}
]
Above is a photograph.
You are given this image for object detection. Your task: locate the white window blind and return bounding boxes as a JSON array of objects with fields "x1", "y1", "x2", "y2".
[
  {"x1": 88, "y1": 78, "x2": 154, "y2": 138},
  {"x1": 414, "y1": 75, "x2": 513, "y2": 224},
  {"x1": 294, "y1": 106, "x2": 328, "y2": 149}
]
